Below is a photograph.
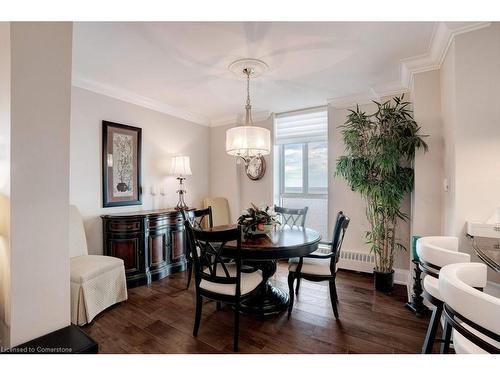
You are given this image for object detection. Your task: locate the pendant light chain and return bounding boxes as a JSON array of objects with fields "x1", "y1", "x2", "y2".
[{"x1": 244, "y1": 68, "x2": 253, "y2": 126}]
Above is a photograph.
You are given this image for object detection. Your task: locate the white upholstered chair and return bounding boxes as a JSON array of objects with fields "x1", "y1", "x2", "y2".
[
  {"x1": 416, "y1": 236, "x2": 470, "y2": 353},
  {"x1": 70, "y1": 205, "x2": 127, "y2": 325},
  {"x1": 439, "y1": 262, "x2": 499, "y2": 353},
  {"x1": 203, "y1": 197, "x2": 230, "y2": 226}
]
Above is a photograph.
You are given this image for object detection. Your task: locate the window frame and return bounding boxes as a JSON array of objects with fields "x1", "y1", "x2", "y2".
[{"x1": 279, "y1": 142, "x2": 328, "y2": 200}]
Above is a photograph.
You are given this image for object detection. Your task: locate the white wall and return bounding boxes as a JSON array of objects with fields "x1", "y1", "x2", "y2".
[
  {"x1": 209, "y1": 123, "x2": 241, "y2": 222},
  {"x1": 453, "y1": 24, "x2": 500, "y2": 237},
  {"x1": 0, "y1": 22, "x2": 11, "y2": 348},
  {"x1": 411, "y1": 69, "x2": 444, "y2": 238},
  {"x1": 440, "y1": 24, "x2": 500, "y2": 238},
  {"x1": 9, "y1": 22, "x2": 73, "y2": 346},
  {"x1": 209, "y1": 118, "x2": 273, "y2": 222},
  {"x1": 440, "y1": 41, "x2": 458, "y2": 237},
  {"x1": 70, "y1": 87, "x2": 211, "y2": 254},
  {"x1": 440, "y1": 24, "x2": 500, "y2": 284}
]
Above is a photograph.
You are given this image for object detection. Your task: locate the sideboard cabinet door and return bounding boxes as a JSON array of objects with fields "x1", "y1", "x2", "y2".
[
  {"x1": 104, "y1": 234, "x2": 146, "y2": 287},
  {"x1": 170, "y1": 228, "x2": 186, "y2": 262}
]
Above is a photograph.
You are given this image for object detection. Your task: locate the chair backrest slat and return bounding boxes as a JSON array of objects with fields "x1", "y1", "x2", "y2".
[
  {"x1": 184, "y1": 220, "x2": 244, "y2": 293},
  {"x1": 330, "y1": 211, "x2": 350, "y2": 266},
  {"x1": 186, "y1": 207, "x2": 213, "y2": 230},
  {"x1": 274, "y1": 205, "x2": 308, "y2": 229}
]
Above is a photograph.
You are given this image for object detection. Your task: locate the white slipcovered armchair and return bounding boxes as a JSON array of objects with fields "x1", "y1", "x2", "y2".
[
  {"x1": 70, "y1": 205, "x2": 127, "y2": 325},
  {"x1": 416, "y1": 236, "x2": 470, "y2": 353},
  {"x1": 439, "y1": 262, "x2": 499, "y2": 353}
]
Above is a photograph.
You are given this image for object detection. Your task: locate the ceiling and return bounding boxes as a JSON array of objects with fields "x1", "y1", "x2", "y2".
[{"x1": 73, "y1": 22, "x2": 438, "y2": 126}]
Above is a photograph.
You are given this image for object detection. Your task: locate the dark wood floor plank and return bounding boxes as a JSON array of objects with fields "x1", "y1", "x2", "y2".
[{"x1": 82, "y1": 264, "x2": 430, "y2": 353}]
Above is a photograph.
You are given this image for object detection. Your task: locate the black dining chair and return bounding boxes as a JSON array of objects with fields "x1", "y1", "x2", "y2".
[
  {"x1": 274, "y1": 205, "x2": 308, "y2": 294},
  {"x1": 184, "y1": 220, "x2": 264, "y2": 352},
  {"x1": 183, "y1": 207, "x2": 213, "y2": 289},
  {"x1": 274, "y1": 205, "x2": 308, "y2": 229},
  {"x1": 287, "y1": 211, "x2": 350, "y2": 319}
]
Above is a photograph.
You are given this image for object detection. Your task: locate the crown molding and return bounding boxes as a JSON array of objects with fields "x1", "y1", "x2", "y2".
[
  {"x1": 73, "y1": 22, "x2": 492, "y2": 121},
  {"x1": 328, "y1": 22, "x2": 491, "y2": 110},
  {"x1": 328, "y1": 87, "x2": 410, "y2": 110},
  {"x1": 400, "y1": 21, "x2": 491, "y2": 89},
  {"x1": 371, "y1": 81, "x2": 408, "y2": 99},
  {"x1": 327, "y1": 92, "x2": 377, "y2": 109},
  {"x1": 72, "y1": 75, "x2": 211, "y2": 127},
  {"x1": 210, "y1": 110, "x2": 271, "y2": 127}
]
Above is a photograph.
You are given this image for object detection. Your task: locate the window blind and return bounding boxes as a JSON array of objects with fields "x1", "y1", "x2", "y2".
[{"x1": 275, "y1": 107, "x2": 327, "y2": 145}]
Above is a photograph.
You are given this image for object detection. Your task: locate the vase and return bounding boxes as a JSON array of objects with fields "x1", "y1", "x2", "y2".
[
  {"x1": 247, "y1": 224, "x2": 274, "y2": 236},
  {"x1": 373, "y1": 269, "x2": 395, "y2": 294}
]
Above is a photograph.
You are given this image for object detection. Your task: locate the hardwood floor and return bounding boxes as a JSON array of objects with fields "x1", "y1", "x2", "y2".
[{"x1": 82, "y1": 263, "x2": 431, "y2": 353}]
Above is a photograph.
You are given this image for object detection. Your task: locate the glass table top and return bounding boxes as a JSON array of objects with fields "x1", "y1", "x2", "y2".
[{"x1": 472, "y1": 236, "x2": 500, "y2": 272}]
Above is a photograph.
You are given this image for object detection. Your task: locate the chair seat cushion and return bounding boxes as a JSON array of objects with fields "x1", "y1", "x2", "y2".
[
  {"x1": 288, "y1": 253, "x2": 333, "y2": 276},
  {"x1": 71, "y1": 255, "x2": 124, "y2": 283},
  {"x1": 423, "y1": 275, "x2": 442, "y2": 301},
  {"x1": 453, "y1": 322, "x2": 500, "y2": 354},
  {"x1": 200, "y1": 263, "x2": 263, "y2": 296}
]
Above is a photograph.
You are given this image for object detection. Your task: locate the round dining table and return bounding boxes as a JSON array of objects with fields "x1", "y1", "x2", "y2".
[{"x1": 207, "y1": 224, "x2": 322, "y2": 316}]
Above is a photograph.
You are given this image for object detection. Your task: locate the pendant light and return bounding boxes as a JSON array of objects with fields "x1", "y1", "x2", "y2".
[{"x1": 226, "y1": 59, "x2": 271, "y2": 165}]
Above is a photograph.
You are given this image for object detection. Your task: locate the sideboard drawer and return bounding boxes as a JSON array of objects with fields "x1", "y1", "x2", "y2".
[
  {"x1": 168, "y1": 216, "x2": 184, "y2": 225},
  {"x1": 107, "y1": 219, "x2": 142, "y2": 233},
  {"x1": 147, "y1": 217, "x2": 168, "y2": 229}
]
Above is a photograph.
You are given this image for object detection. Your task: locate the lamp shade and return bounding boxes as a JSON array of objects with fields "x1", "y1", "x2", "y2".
[
  {"x1": 171, "y1": 156, "x2": 192, "y2": 176},
  {"x1": 226, "y1": 126, "x2": 271, "y2": 158}
]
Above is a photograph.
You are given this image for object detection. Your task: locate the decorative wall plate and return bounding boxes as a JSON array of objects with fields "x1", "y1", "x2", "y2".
[{"x1": 246, "y1": 156, "x2": 266, "y2": 180}]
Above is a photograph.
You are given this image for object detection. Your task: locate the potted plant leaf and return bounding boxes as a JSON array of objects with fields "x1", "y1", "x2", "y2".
[{"x1": 335, "y1": 95, "x2": 427, "y2": 293}]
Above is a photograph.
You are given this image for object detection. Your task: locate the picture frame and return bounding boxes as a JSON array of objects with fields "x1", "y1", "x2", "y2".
[{"x1": 102, "y1": 121, "x2": 142, "y2": 207}]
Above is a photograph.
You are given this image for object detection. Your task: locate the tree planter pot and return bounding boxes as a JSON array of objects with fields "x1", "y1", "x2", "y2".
[{"x1": 373, "y1": 269, "x2": 395, "y2": 294}]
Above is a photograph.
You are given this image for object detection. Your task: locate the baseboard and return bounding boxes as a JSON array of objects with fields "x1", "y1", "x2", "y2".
[
  {"x1": 333, "y1": 248, "x2": 410, "y2": 286},
  {"x1": 394, "y1": 268, "x2": 410, "y2": 287}
]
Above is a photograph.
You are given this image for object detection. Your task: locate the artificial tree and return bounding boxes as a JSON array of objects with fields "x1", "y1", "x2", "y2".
[{"x1": 335, "y1": 95, "x2": 427, "y2": 292}]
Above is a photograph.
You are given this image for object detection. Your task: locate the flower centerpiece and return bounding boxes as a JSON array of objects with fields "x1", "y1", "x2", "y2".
[{"x1": 237, "y1": 203, "x2": 279, "y2": 236}]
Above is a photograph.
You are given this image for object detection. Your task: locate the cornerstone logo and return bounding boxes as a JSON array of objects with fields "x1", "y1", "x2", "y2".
[{"x1": 1, "y1": 346, "x2": 73, "y2": 353}]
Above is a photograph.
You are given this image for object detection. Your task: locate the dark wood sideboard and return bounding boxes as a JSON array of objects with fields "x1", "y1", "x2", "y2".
[{"x1": 101, "y1": 208, "x2": 194, "y2": 288}]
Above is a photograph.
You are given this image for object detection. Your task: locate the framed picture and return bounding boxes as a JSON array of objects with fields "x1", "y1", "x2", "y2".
[{"x1": 102, "y1": 121, "x2": 142, "y2": 207}]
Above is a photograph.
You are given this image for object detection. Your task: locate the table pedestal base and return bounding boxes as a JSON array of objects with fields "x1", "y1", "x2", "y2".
[{"x1": 240, "y1": 281, "x2": 289, "y2": 316}]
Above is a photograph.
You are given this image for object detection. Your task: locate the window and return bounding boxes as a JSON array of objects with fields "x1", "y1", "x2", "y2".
[
  {"x1": 274, "y1": 108, "x2": 328, "y2": 238},
  {"x1": 276, "y1": 108, "x2": 328, "y2": 198},
  {"x1": 283, "y1": 143, "x2": 303, "y2": 193},
  {"x1": 308, "y1": 141, "x2": 328, "y2": 193},
  {"x1": 281, "y1": 141, "x2": 328, "y2": 195}
]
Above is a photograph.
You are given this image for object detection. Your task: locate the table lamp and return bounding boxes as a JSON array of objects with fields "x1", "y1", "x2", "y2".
[{"x1": 171, "y1": 156, "x2": 192, "y2": 210}]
